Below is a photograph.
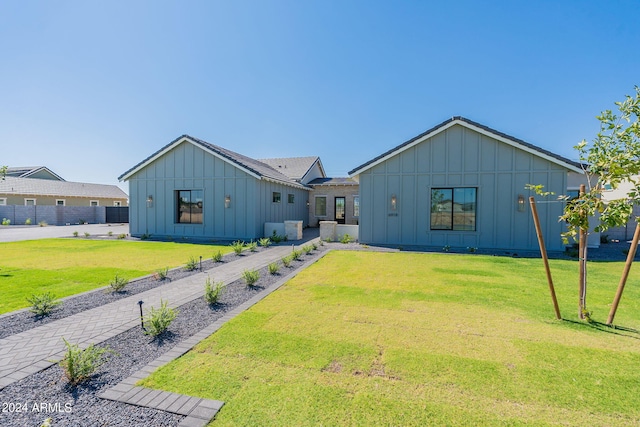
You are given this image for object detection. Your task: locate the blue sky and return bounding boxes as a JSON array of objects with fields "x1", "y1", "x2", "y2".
[{"x1": 1, "y1": 1, "x2": 638, "y2": 192}]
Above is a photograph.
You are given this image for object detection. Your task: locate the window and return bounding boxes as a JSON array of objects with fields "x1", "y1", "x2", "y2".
[
  {"x1": 353, "y1": 196, "x2": 360, "y2": 217},
  {"x1": 25, "y1": 198, "x2": 36, "y2": 206},
  {"x1": 430, "y1": 188, "x2": 477, "y2": 231},
  {"x1": 0, "y1": 198, "x2": 6, "y2": 206},
  {"x1": 113, "y1": 201, "x2": 121, "y2": 207},
  {"x1": 272, "y1": 192, "x2": 281, "y2": 203},
  {"x1": 315, "y1": 196, "x2": 327, "y2": 217},
  {"x1": 56, "y1": 200, "x2": 65, "y2": 206},
  {"x1": 288, "y1": 194, "x2": 295, "y2": 204},
  {"x1": 176, "y1": 190, "x2": 203, "y2": 224},
  {"x1": 90, "y1": 200, "x2": 99, "y2": 206}
]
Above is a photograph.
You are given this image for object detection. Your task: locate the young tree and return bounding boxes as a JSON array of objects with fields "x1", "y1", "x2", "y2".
[
  {"x1": 534, "y1": 87, "x2": 640, "y2": 320},
  {"x1": 0, "y1": 166, "x2": 6, "y2": 180}
]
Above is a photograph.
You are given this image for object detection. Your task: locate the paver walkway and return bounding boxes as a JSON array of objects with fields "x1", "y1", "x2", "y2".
[{"x1": 0, "y1": 243, "x2": 306, "y2": 391}]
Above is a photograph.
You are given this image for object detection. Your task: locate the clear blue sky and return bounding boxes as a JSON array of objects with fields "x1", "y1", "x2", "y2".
[{"x1": 1, "y1": 1, "x2": 638, "y2": 192}]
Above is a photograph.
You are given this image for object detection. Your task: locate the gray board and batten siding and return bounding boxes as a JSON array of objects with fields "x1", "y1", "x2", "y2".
[
  {"x1": 350, "y1": 117, "x2": 584, "y2": 252},
  {"x1": 121, "y1": 136, "x2": 309, "y2": 241}
]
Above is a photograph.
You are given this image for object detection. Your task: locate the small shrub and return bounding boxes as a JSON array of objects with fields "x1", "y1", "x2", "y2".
[
  {"x1": 319, "y1": 240, "x2": 324, "y2": 246},
  {"x1": 107, "y1": 231, "x2": 113, "y2": 236},
  {"x1": 268, "y1": 262, "x2": 280, "y2": 275},
  {"x1": 73, "y1": 231, "x2": 79, "y2": 237},
  {"x1": 58, "y1": 338, "x2": 113, "y2": 384},
  {"x1": 242, "y1": 269, "x2": 260, "y2": 286},
  {"x1": 141, "y1": 233, "x2": 151, "y2": 240},
  {"x1": 84, "y1": 232, "x2": 90, "y2": 237},
  {"x1": 117, "y1": 233, "x2": 126, "y2": 239},
  {"x1": 443, "y1": 245, "x2": 451, "y2": 252},
  {"x1": 467, "y1": 247, "x2": 477, "y2": 253},
  {"x1": 78, "y1": 219, "x2": 86, "y2": 224},
  {"x1": 311, "y1": 242, "x2": 318, "y2": 250},
  {"x1": 247, "y1": 241, "x2": 258, "y2": 252},
  {"x1": 231, "y1": 240, "x2": 245, "y2": 255},
  {"x1": 302, "y1": 244, "x2": 313, "y2": 254},
  {"x1": 324, "y1": 237, "x2": 332, "y2": 243},
  {"x1": 185, "y1": 256, "x2": 198, "y2": 271},
  {"x1": 213, "y1": 250, "x2": 223, "y2": 262},
  {"x1": 271, "y1": 230, "x2": 283, "y2": 243},
  {"x1": 291, "y1": 249, "x2": 302, "y2": 261},
  {"x1": 281, "y1": 255, "x2": 292, "y2": 267},
  {"x1": 153, "y1": 267, "x2": 169, "y2": 281},
  {"x1": 109, "y1": 274, "x2": 129, "y2": 292},
  {"x1": 258, "y1": 237, "x2": 271, "y2": 247},
  {"x1": 204, "y1": 277, "x2": 224, "y2": 305},
  {"x1": 25, "y1": 218, "x2": 32, "y2": 225},
  {"x1": 39, "y1": 220, "x2": 47, "y2": 227},
  {"x1": 2, "y1": 218, "x2": 10, "y2": 226},
  {"x1": 27, "y1": 292, "x2": 61, "y2": 316},
  {"x1": 340, "y1": 234, "x2": 353, "y2": 244},
  {"x1": 144, "y1": 300, "x2": 177, "y2": 337}
]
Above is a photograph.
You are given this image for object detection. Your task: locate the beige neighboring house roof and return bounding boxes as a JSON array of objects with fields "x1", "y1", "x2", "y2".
[
  {"x1": 0, "y1": 176, "x2": 128, "y2": 199},
  {"x1": 258, "y1": 156, "x2": 325, "y2": 183}
]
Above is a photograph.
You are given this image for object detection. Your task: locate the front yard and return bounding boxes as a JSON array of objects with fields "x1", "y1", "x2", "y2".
[
  {"x1": 0, "y1": 239, "x2": 231, "y2": 314},
  {"x1": 141, "y1": 250, "x2": 640, "y2": 426}
]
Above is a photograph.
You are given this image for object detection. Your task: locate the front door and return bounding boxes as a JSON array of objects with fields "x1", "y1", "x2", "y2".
[{"x1": 335, "y1": 197, "x2": 346, "y2": 224}]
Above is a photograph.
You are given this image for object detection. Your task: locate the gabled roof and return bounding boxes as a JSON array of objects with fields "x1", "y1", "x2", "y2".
[
  {"x1": 118, "y1": 135, "x2": 310, "y2": 190},
  {"x1": 0, "y1": 176, "x2": 128, "y2": 199},
  {"x1": 258, "y1": 157, "x2": 325, "y2": 183},
  {"x1": 6, "y1": 166, "x2": 65, "y2": 181},
  {"x1": 348, "y1": 116, "x2": 584, "y2": 176},
  {"x1": 308, "y1": 177, "x2": 358, "y2": 186}
]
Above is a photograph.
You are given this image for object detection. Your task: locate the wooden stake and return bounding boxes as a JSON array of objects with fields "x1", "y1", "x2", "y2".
[
  {"x1": 578, "y1": 184, "x2": 586, "y2": 319},
  {"x1": 607, "y1": 222, "x2": 640, "y2": 325},
  {"x1": 529, "y1": 196, "x2": 562, "y2": 320}
]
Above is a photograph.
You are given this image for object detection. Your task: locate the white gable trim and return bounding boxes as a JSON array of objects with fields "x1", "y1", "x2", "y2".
[
  {"x1": 300, "y1": 158, "x2": 327, "y2": 184},
  {"x1": 350, "y1": 119, "x2": 583, "y2": 176},
  {"x1": 119, "y1": 137, "x2": 262, "y2": 181}
]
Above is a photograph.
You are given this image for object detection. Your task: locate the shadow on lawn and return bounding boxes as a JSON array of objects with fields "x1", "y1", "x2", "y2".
[{"x1": 562, "y1": 319, "x2": 640, "y2": 340}]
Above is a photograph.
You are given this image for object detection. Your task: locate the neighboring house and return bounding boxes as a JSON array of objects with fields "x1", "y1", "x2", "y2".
[
  {"x1": 601, "y1": 178, "x2": 640, "y2": 242},
  {"x1": 119, "y1": 135, "x2": 314, "y2": 240},
  {"x1": 349, "y1": 116, "x2": 594, "y2": 252},
  {"x1": 0, "y1": 167, "x2": 129, "y2": 225}
]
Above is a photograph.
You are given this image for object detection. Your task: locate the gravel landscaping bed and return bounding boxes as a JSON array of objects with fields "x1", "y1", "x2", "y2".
[
  {"x1": 0, "y1": 246, "x2": 327, "y2": 427},
  {"x1": 0, "y1": 248, "x2": 271, "y2": 340}
]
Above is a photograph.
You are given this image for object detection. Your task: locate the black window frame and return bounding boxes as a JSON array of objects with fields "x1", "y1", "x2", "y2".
[
  {"x1": 430, "y1": 187, "x2": 477, "y2": 231},
  {"x1": 272, "y1": 192, "x2": 281, "y2": 203},
  {"x1": 176, "y1": 190, "x2": 204, "y2": 224},
  {"x1": 288, "y1": 193, "x2": 295, "y2": 204}
]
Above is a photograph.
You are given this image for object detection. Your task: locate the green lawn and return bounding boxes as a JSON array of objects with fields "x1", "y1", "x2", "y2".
[
  {"x1": 141, "y1": 250, "x2": 640, "y2": 426},
  {"x1": 0, "y1": 239, "x2": 232, "y2": 314}
]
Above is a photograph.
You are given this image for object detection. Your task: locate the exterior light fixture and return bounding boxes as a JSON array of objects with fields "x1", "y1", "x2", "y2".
[
  {"x1": 306, "y1": 200, "x2": 310, "y2": 207},
  {"x1": 517, "y1": 194, "x2": 525, "y2": 212},
  {"x1": 146, "y1": 195, "x2": 153, "y2": 208},
  {"x1": 390, "y1": 194, "x2": 397, "y2": 211},
  {"x1": 138, "y1": 300, "x2": 145, "y2": 330},
  {"x1": 224, "y1": 195, "x2": 231, "y2": 209}
]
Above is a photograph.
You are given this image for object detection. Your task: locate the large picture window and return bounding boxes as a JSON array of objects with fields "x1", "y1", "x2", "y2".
[
  {"x1": 430, "y1": 188, "x2": 476, "y2": 231},
  {"x1": 177, "y1": 190, "x2": 203, "y2": 224}
]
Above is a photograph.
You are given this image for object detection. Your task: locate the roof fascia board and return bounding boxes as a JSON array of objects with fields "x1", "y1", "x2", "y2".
[
  {"x1": 350, "y1": 119, "x2": 583, "y2": 176},
  {"x1": 299, "y1": 158, "x2": 326, "y2": 183},
  {"x1": 262, "y1": 176, "x2": 311, "y2": 191},
  {"x1": 119, "y1": 137, "x2": 262, "y2": 181}
]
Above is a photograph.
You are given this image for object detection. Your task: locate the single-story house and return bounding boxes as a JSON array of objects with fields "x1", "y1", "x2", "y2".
[
  {"x1": 119, "y1": 135, "x2": 329, "y2": 240},
  {"x1": 348, "y1": 116, "x2": 594, "y2": 252},
  {"x1": 0, "y1": 166, "x2": 129, "y2": 225}
]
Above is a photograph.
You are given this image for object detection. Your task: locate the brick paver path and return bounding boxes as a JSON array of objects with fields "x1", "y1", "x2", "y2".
[{"x1": 0, "y1": 244, "x2": 299, "y2": 390}]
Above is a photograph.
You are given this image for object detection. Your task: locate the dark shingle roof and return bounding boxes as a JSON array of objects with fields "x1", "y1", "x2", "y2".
[
  {"x1": 348, "y1": 116, "x2": 583, "y2": 175},
  {"x1": 308, "y1": 177, "x2": 358, "y2": 186},
  {"x1": 119, "y1": 135, "x2": 310, "y2": 190},
  {"x1": 6, "y1": 166, "x2": 65, "y2": 181},
  {"x1": 257, "y1": 157, "x2": 321, "y2": 182}
]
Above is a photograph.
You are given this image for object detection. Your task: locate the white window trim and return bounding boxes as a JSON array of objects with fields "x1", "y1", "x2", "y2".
[
  {"x1": 24, "y1": 198, "x2": 36, "y2": 206},
  {"x1": 90, "y1": 200, "x2": 99, "y2": 206},
  {"x1": 113, "y1": 201, "x2": 121, "y2": 207},
  {"x1": 314, "y1": 195, "x2": 327, "y2": 217},
  {"x1": 0, "y1": 198, "x2": 6, "y2": 206},
  {"x1": 56, "y1": 199, "x2": 66, "y2": 206}
]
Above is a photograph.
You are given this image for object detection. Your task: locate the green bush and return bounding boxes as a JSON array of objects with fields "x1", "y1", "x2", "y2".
[
  {"x1": 242, "y1": 269, "x2": 260, "y2": 286},
  {"x1": 258, "y1": 237, "x2": 271, "y2": 247},
  {"x1": 231, "y1": 240, "x2": 245, "y2": 255},
  {"x1": 27, "y1": 292, "x2": 61, "y2": 316},
  {"x1": 281, "y1": 255, "x2": 292, "y2": 267},
  {"x1": 58, "y1": 338, "x2": 113, "y2": 385},
  {"x1": 84, "y1": 232, "x2": 90, "y2": 237},
  {"x1": 247, "y1": 241, "x2": 258, "y2": 252},
  {"x1": 154, "y1": 267, "x2": 169, "y2": 281},
  {"x1": 117, "y1": 233, "x2": 126, "y2": 239},
  {"x1": 340, "y1": 233, "x2": 353, "y2": 244},
  {"x1": 270, "y1": 230, "x2": 284, "y2": 243},
  {"x1": 108, "y1": 274, "x2": 128, "y2": 292},
  {"x1": 107, "y1": 231, "x2": 113, "y2": 236},
  {"x1": 268, "y1": 262, "x2": 280, "y2": 275},
  {"x1": 2, "y1": 218, "x2": 10, "y2": 226},
  {"x1": 302, "y1": 245, "x2": 313, "y2": 254},
  {"x1": 291, "y1": 249, "x2": 302, "y2": 261},
  {"x1": 73, "y1": 231, "x2": 79, "y2": 237},
  {"x1": 39, "y1": 220, "x2": 47, "y2": 227},
  {"x1": 144, "y1": 300, "x2": 178, "y2": 337},
  {"x1": 25, "y1": 218, "x2": 32, "y2": 225},
  {"x1": 204, "y1": 277, "x2": 224, "y2": 305},
  {"x1": 213, "y1": 250, "x2": 223, "y2": 262},
  {"x1": 185, "y1": 256, "x2": 198, "y2": 271},
  {"x1": 311, "y1": 242, "x2": 318, "y2": 250}
]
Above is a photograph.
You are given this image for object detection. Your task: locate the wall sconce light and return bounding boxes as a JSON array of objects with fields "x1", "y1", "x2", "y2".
[
  {"x1": 146, "y1": 195, "x2": 153, "y2": 208},
  {"x1": 390, "y1": 194, "x2": 397, "y2": 211},
  {"x1": 224, "y1": 194, "x2": 231, "y2": 209},
  {"x1": 517, "y1": 194, "x2": 525, "y2": 212},
  {"x1": 306, "y1": 200, "x2": 310, "y2": 207}
]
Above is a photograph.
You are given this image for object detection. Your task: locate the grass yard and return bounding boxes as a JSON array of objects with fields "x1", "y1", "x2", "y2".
[
  {"x1": 0, "y1": 239, "x2": 232, "y2": 314},
  {"x1": 141, "y1": 250, "x2": 640, "y2": 426}
]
